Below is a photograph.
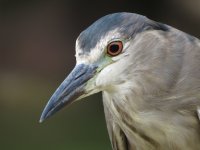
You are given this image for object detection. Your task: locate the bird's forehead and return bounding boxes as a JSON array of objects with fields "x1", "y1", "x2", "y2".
[
  {"x1": 75, "y1": 12, "x2": 169, "y2": 63},
  {"x1": 76, "y1": 13, "x2": 146, "y2": 54},
  {"x1": 76, "y1": 28, "x2": 124, "y2": 54}
]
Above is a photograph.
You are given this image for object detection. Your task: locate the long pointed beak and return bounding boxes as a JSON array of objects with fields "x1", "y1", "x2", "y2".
[{"x1": 40, "y1": 64, "x2": 97, "y2": 123}]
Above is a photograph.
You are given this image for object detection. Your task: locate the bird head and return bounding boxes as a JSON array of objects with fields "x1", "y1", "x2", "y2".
[{"x1": 40, "y1": 12, "x2": 169, "y2": 122}]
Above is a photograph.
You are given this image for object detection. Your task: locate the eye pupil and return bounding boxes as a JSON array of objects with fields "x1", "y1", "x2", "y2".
[
  {"x1": 110, "y1": 44, "x2": 119, "y2": 53},
  {"x1": 107, "y1": 41, "x2": 123, "y2": 56}
]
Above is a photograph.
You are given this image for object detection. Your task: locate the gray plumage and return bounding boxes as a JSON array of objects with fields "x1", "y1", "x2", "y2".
[
  {"x1": 78, "y1": 13, "x2": 168, "y2": 54},
  {"x1": 40, "y1": 12, "x2": 200, "y2": 150}
]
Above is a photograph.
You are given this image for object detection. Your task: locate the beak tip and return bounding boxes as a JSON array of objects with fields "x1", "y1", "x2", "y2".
[
  {"x1": 39, "y1": 100, "x2": 56, "y2": 123},
  {"x1": 39, "y1": 119, "x2": 43, "y2": 123},
  {"x1": 39, "y1": 114, "x2": 46, "y2": 123},
  {"x1": 39, "y1": 64, "x2": 97, "y2": 123},
  {"x1": 39, "y1": 108, "x2": 50, "y2": 123}
]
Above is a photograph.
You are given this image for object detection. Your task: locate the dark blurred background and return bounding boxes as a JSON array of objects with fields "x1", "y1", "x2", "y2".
[{"x1": 0, "y1": 0, "x2": 200, "y2": 150}]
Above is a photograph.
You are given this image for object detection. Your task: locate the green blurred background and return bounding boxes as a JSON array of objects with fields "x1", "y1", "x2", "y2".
[{"x1": 0, "y1": 0, "x2": 200, "y2": 150}]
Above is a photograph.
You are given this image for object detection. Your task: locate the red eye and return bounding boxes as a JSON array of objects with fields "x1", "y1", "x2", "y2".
[{"x1": 107, "y1": 41, "x2": 123, "y2": 56}]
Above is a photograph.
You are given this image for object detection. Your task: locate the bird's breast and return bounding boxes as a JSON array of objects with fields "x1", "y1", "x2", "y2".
[{"x1": 102, "y1": 90, "x2": 200, "y2": 150}]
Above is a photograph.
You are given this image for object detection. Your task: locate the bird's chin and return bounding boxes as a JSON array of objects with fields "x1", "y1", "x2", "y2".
[{"x1": 77, "y1": 87, "x2": 102, "y2": 101}]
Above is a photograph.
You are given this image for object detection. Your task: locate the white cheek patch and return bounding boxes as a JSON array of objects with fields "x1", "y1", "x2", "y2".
[
  {"x1": 95, "y1": 65, "x2": 112, "y2": 88},
  {"x1": 95, "y1": 56, "x2": 128, "y2": 88}
]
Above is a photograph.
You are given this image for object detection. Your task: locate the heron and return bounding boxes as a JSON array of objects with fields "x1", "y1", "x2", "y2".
[{"x1": 40, "y1": 12, "x2": 200, "y2": 150}]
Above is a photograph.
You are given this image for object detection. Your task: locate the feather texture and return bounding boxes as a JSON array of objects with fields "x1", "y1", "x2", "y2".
[{"x1": 101, "y1": 26, "x2": 200, "y2": 150}]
